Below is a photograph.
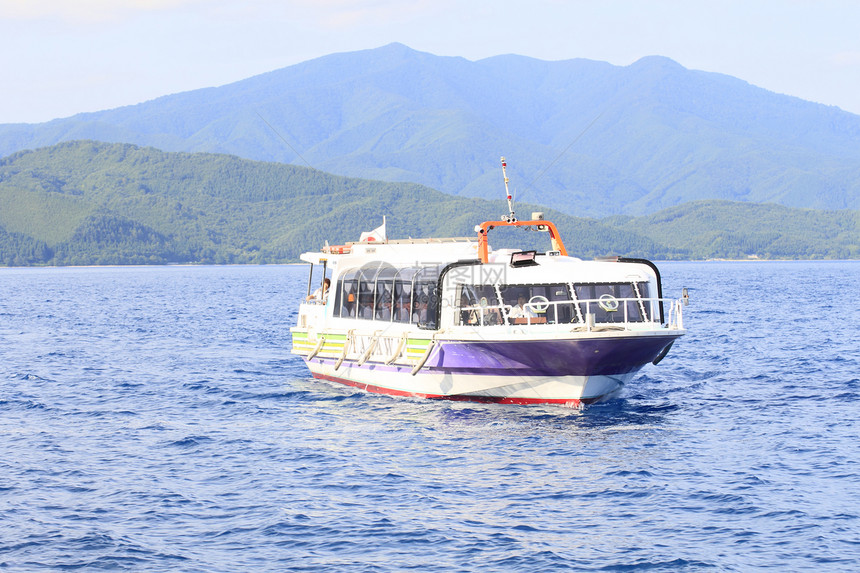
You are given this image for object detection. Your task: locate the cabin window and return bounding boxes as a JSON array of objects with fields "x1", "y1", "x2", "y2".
[
  {"x1": 332, "y1": 263, "x2": 443, "y2": 328},
  {"x1": 348, "y1": 262, "x2": 385, "y2": 321},
  {"x1": 412, "y1": 265, "x2": 443, "y2": 329},
  {"x1": 544, "y1": 284, "x2": 577, "y2": 324},
  {"x1": 374, "y1": 266, "x2": 396, "y2": 321},
  {"x1": 356, "y1": 276, "x2": 373, "y2": 319},
  {"x1": 337, "y1": 269, "x2": 360, "y2": 318},
  {"x1": 393, "y1": 267, "x2": 416, "y2": 323},
  {"x1": 573, "y1": 282, "x2": 651, "y2": 323},
  {"x1": 458, "y1": 285, "x2": 504, "y2": 326},
  {"x1": 497, "y1": 284, "x2": 562, "y2": 325}
]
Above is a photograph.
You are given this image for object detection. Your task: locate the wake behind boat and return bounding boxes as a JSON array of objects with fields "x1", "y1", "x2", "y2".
[{"x1": 291, "y1": 159, "x2": 687, "y2": 406}]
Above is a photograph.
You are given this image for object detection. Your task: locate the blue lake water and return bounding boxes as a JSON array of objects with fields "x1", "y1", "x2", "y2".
[{"x1": 1, "y1": 261, "x2": 858, "y2": 571}]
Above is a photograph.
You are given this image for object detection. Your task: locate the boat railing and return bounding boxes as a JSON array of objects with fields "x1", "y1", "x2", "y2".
[
  {"x1": 459, "y1": 296, "x2": 684, "y2": 331},
  {"x1": 666, "y1": 298, "x2": 685, "y2": 330}
]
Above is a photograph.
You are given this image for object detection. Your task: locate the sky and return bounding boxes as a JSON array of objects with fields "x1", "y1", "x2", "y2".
[{"x1": 2, "y1": 0, "x2": 860, "y2": 124}]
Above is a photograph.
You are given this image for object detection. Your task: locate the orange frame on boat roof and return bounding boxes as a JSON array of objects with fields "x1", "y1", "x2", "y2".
[{"x1": 476, "y1": 219, "x2": 568, "y2": 263}]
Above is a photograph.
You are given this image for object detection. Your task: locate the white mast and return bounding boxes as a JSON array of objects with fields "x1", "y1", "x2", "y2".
[{"x1": 501, "y1": 157, "x2": 517, "y2": 223}]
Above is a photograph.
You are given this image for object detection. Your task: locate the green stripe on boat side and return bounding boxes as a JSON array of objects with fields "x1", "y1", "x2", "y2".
[
  {"x1": 293, "y1": 333, "x2": 427, "y2": 356},
  {"x1": 292, "y1": 332, "x2": 348, "y2": 340},
  {"x1": 294, "y1": 332, "x2": 422, "y2": 343},
  {"x1": 405, "y1": 339, "x2": 431, "y2": 357},
  {"x1": 321, "y1": 334, "x2": 347, "y2": 341}
]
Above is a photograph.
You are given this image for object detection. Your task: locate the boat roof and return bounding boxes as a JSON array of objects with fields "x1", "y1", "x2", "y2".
[
  {"x1": 300, "y1": 237, "x2": 480, "y2": 266},
  {"x1": 297, "y1": 217, "x2": 655, "y2": 286}
]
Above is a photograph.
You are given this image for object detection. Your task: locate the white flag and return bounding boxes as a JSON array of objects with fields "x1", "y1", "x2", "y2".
[{"x1": 359, "y1": 216, "x2": 387, "y2": 242}]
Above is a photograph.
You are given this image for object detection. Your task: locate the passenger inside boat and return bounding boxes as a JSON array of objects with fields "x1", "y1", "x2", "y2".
[
  {"x1": 331, "y1": 263, "x2": 442, "y2": 329},
  {"x1": 412, "y1": 300, "x2": 428, "y2": 324},
  {"x1": 508, "y1": 294, "x2": 537, "y2": 319},
  {"x1": 459, "y1": 292, "x2": 478, "y2": 325},
  {"x1": 480, "y1": 297, "x2": 502, "y2": 325},
  {"x1": 358, "y1": 285, "x2": 374, "y2": 319},
  {"x1": 306, "y1": 278, "x2": 330, "y2": 302},
  {"x1": 457, "y1": 286, "x2": 503, "y2": 326},
  {"x1": 394, "y1": 299, "x2": 411, "y2": 322}
]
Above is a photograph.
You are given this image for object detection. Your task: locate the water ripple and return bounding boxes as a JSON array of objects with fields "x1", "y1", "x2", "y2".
[{"x1": 0, "y1": 262, "x2": 858, "y2": 571}]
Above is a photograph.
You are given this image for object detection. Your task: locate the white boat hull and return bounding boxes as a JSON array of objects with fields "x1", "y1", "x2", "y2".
[{"x1": 295, "y1": 332, "x2": 680, "y2": 405}]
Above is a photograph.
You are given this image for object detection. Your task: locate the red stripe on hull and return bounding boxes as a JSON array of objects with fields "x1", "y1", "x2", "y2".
[{"x1": 311, "y1": 372, "x2": 599, "y2": 407}]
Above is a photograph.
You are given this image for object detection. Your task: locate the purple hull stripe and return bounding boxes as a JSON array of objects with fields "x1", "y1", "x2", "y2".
[
  {"x1": 428, "y1": 336, "x2": 678, "y2": 376},
  {"x1": 308, "y1": 335, "x2": 679, "y2": 377}
]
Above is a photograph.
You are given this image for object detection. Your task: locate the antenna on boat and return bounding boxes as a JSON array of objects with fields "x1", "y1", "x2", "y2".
[{"x1": 500, "y1": 157, "x2": 517, "y2": 223}]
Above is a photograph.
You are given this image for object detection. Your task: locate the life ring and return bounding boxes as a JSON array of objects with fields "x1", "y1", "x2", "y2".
[
  {"x1": 528, "y1": 295, "x2": 549, "y2": 313},
  {"x1": 598, "y1": 294, "x2": 619, "y2": 312}
]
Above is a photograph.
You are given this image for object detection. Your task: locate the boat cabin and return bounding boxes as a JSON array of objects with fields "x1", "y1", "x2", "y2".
[{"x1": 300, "y1": 238, "x2": 670, "y2": 334}]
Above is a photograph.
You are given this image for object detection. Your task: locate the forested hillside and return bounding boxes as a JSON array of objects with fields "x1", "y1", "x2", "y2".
[
  {"x1": 1, "y1": 44, "x2": 859, "y2": 217},
  {"x1": 0, "y1": 141, "x2": 856, "y2": 266},
  {"x1": 0, "y1": 141, "x2": 666, "y2": 265},
  {"x1": 604, "y1": 201, "x2": 859, "y2": 260}
]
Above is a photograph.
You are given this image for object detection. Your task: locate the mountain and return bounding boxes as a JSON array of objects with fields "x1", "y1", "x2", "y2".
[
  {"x1": 1, "y1": 43, "x2": 858, "y2": 218},
  {"x1": 0, "y1": 141, "x2": 856, "y2": 266}
]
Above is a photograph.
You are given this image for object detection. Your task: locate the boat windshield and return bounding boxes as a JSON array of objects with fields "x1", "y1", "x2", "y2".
[{"x1": 457, "y1": 282, "x2": 653, "y2": 326}]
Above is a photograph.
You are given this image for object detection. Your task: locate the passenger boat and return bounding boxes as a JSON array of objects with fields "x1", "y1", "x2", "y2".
[{"x1": 291, "y1": 159, "x2": 687, "y2": 406}]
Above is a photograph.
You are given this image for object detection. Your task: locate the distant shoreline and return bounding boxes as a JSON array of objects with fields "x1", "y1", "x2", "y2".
[{"x1": 2, "y1": 259, "x2": 859, "y2": 270}]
